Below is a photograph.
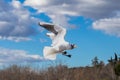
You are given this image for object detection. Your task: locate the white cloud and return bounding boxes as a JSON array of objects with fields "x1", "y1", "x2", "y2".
[
  {"x1": 93, "y1": 18, "x2": 120, "y2": 37},
  {"x1": 12, "y1": 0, "x2": 21, "y2": 8},
  {"x1": 0, "y1": 47, "x2": 46, "y2": 65},
  {"x1": 0, "y1": 36, "x2": 32, "y2": 42},
  {"x1": 23, "y1": 0, "x2": 120, "y2": 37},
  {"x1": 24, "y1": 0, "x2": 49, "y2": 7},
  {"x1": 24, "y1": 0, "x2": 80, "y2": 26},
  {"x1": 24, "y1": 0, "x2": 120, "y2": 20},
  {"x1": 0, "y1": 0, "x2": 38, "y2": 42}
]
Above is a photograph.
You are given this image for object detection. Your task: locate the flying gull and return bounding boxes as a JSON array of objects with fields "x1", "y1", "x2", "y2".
[{"x1": 38, "y1": 22, "x2": 76, "y2": 60}]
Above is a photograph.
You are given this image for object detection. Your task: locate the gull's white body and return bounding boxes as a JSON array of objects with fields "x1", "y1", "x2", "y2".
[{"x1": 39, "y1": 22, "x2": 72, "y2": 60}]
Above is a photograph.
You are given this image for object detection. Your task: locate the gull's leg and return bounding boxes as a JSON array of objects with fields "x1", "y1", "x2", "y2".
[
  {"x1": 62, "y1": 51, "x2": 71, "y2": 58},
  {"x1": 62, "y1": 51, "x2": 67, "y2": 55},
  {"x1": 67, "y1": 54, "x2": 71, "y2": 58}
]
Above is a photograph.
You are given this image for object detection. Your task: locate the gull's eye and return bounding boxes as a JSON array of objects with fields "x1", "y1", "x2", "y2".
[{"x1": 70, "y1": 44, "x2": 74, "y2": 49}]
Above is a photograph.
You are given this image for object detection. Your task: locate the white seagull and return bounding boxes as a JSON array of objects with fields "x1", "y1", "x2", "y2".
[{"x1": 39, "y1": 22, "x2": 76, "y2": 60}]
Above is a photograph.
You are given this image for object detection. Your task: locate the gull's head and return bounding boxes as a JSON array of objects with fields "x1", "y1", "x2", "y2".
[{"x1": 70, "y1": 44, "x2": 77, "y2": 49}]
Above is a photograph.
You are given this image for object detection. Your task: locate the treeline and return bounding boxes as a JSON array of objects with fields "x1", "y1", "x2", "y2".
[{"x1": 0, "y1": 53, "x2": 120, "y2": 80}]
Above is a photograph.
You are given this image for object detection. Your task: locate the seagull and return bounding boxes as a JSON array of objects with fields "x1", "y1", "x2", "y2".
[{"x1": 38, "y1": 22, "x2": 76, "y2": 60}]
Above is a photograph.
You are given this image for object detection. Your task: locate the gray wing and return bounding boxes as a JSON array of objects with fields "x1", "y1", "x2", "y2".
[
  {"x1": 38, "y1": 22, "x2": 58, "y2": 35},
  {"x1": 38, "y1": 22, "x2": 67, "y2": 46}
]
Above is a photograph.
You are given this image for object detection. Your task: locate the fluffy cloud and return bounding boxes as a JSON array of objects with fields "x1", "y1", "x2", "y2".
[
  {"x1": 93, "y1": 18, "x2": 120, "y2": 37},
  {"x1": 0, "y1": 0, "x2": 38, "y2": 41},
  {"x1": 0, "y1": 36, "x2": 31, "y2": 42},
  {"x1": 0, "y1": 47, "x2": 46, "y2": 65},
  {"x1": 24, "y1": 0, "x2": 120, "y2": 37},
  {"x1": 24, "y1": 0, "x2": 120, "y2": 20}
]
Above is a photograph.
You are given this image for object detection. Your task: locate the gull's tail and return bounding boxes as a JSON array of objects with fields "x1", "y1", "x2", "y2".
[{"x1": 43, "y1": 46, "x2": 57, "y2": 60}]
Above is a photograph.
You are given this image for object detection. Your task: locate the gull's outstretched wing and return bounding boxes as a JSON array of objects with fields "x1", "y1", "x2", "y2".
[
  {"x1": 38, "y1": 22, "x2": 58, "y2": 35},
  {"x1": 38, "y1": 22, "x2": 67, "y2": 46},
  {"x1": 38, "y1": 22, "x2": 66, "y2": 36},
  {"x1": 52, "y1": 26, "x2": 66, "y2": 46}
]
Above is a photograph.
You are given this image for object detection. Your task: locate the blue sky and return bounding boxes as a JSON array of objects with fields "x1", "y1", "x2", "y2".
[{"x1": 0, "y1": 0, "x2": 120, "y2": 67}]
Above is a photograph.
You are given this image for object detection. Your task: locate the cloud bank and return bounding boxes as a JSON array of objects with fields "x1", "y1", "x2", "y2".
[
  {"x1": 24, "y1": 0, "x2": 120, "y2": 37},
  {"x1": 0, "y1": 0, "x2": 38, "y2": 42},
  {"x1": 93, "y1": 18, "x2": 120, "y2": 37},
  {"x1": 24, "y1": 0, "x2": 120, "y2": 19},
  {"x1": 0, "y1": 47, "x2": 46, "y2": 65}
]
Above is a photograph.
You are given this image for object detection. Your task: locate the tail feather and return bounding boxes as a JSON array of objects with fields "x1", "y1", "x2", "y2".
[{"x1": 43, "y1": 46, "x2": 57, "y2": 60}]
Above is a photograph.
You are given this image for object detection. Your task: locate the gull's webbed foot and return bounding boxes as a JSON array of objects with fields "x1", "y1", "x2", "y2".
[{"x1": 62, "y1": 51, "x2": 71, "y2": 58}]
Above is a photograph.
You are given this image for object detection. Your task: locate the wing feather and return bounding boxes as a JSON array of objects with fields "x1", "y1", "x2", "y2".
[
  {"x1": 39, "y1": 22, "x2": 67, "y2": 48},
  {"x1": 39, "y1": 22, "x2": 58, "y2": 35}
]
